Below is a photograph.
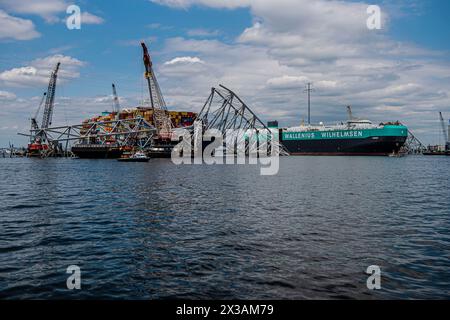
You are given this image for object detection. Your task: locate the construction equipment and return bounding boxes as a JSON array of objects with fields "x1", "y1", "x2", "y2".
[
  {"x1": 304, "y1": 82, "x2": 314, "y2": 125},
  {"x1": 140, "y1": 41, "x2": 172, "y2": 140},
  {"x1": 30, "y1": 92, "x2": 46, "y2": 131},
  {"x1": 439, "y1": 112, "x2": 449, "y2": 151},
  {"x1": 346, "y1": 105, "x2": 354, "y2": 121},
  {"x1": 27, "y1": 62, "x2": 61, "y2": 157},
  {"x1": 41, "y1": 62, "x2": 60, "y2": 129},
  {"x1": 112, "y1": 83, "x2": 121, "y2": 116},
  {"x1": 448, "y1": 118, "x2": 450, "y2": 151}
]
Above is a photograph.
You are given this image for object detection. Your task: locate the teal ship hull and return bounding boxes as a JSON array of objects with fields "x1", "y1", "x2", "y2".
[{"x1": 280, "y1": 125, "x2": 408, "y2": 155}]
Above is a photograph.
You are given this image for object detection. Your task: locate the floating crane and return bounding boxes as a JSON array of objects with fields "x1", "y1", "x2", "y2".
[
  {"x1": 141, "y1": 41, "x2": 172, "y2": 140},
  {"x1": 346, "y1": 105, "x2": 354, "y2": 121},
  {"x1": 27, "y1": 62, "x2": 60, "y2": 156},
  {"x1": 41, "y1": 62, "x2": 60, "y2": 129},
  {"x1": 112, "y1": 83, "x2": 121, "y2": 118},
  {"x1": 439, "y1": 112, "x2": 449, "y2": 151},
  {"x1": 30, "y1": 92, "x2": 47, "y2": 131}
]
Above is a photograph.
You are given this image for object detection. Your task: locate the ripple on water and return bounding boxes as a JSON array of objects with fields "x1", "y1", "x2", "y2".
[{"x1": 0, "y1": 156, "x2": 449, "y2": 299}]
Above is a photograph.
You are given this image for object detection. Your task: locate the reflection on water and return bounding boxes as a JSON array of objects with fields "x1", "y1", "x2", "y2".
[{"x1": 0, "y1": 156, "x2": 449, "y2": 299}]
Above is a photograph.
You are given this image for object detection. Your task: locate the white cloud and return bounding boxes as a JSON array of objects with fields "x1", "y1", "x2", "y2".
[
  {"x1": 267, "y1": 75, "x2": 309, "y2": 89},
  {"x1": 187, "y1": 28, "x2": 220, "y2": 37},
  {"x1": 385, "y1": 83, "x2": 422, "y2": 95},
  {"x1": 164, "y1": 56, "x2": 204, "y2": 65},
  {"x1": 0, "y1": 54, "x2": 85, "y2": 87},
  {"x1": 91, "y1": 95, "x2": 127, "y2": 105},
  {"x1": 147, "y1": 22, "x2": 162, "y2": 29},
  {"x1": 146, "y1": 22, "x2": 173, "y2": 30},
  {"x1": 0, "y1": 9, "x2": 40, "y2": 40},
  {"x1": 161, "y1": 56, "x2": 207, "y2": 78},
  {"x1": 80, "y1": 12, "x2": 104, "y2": 25},
  {"x1": 0, "y1": 0, "x2": 105, "y2": 24},
  {"x1": 0, "y1": 67, "x2": 38, "y2": 84},
  {"x1": 0, "y1": 90, "x2": 16, "y2": 100},
  {"x1": 316, "y1": 80, "x2": 338, "y2": 89},
  {"x1": 0, "y1": 0, "x2": 67, "y2": 23},
  {"x1": 151, "y1": 0, "x2": 384, "y2": 38},
  {"x1": 150, "y1": 0, "x2": 249, "y2": 9}
]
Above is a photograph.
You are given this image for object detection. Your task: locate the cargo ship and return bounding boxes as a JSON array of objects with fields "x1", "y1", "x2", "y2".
[
  {"x1": 71, "y1": 41, "x2": 197, "y2": 159},
  {"x1": 277, "y1": 118, "x2": 408, "y2": 156},
  {"x1": 71, "y1": 143, "x2": 124, "y2": 159}
]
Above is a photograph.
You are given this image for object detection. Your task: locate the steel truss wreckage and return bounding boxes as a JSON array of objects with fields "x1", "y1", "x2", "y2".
[
  {"x1": 180, "y1": 85, "x2": 290, "y2": 157},
  {"x1": 19, "y1": 118, "x2": 156, "y2": 158},
  {"x1": 400, "y1": 129, "x2": 426, "y2": 154}
]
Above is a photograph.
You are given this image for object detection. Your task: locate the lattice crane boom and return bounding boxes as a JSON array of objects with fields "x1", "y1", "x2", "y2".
[
  {"x1": 439, "y1": 112, "x2": 447, "y2": 143},
  {"x1": 41, "y1": 62, "x2": 60, "y2": 129},
  {"x1": 141, "y1": 41, "x2": 166, "y2": 110},
  {"x1": 112, "y1": 83, "x2": 121, "y2": 114},
  {"x1": 31, "y1": 92, "x2": 47, "y2": 131},
  {"x1": 346, "y1": 105, "x2": 354, "y2": 121},
  {"x1": 140, "y1": 41, "x2": 172, "y2": 138}
]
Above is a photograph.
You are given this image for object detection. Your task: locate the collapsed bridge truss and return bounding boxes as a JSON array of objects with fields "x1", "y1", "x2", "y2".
[
  {"x1": 189, "y1": 85, "x2": 289, "y2": 156},
  {"x1": 400, "y1": 129, "x2": 427, "y2": 154}
]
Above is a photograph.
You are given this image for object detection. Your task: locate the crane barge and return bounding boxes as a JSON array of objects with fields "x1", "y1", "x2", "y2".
[
  {"x1": 27, "y1": 62, "x2": 61, "y2": 157},
  {"x1": 140, "y1": 41, "x2": 177, "y2": 157},
  {"x1": 439, "y1": 111, "x2": 450, "y2": 152},
  {"x1": 423, "y1": 112, "x2": 450, "y2": 156},
  {"x1": 112, "y1": 83, "x2": 120, "y2": 118}
]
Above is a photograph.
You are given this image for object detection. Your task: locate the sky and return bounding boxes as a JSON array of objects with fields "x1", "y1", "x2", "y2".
[{"x1": 0, "y1": 0, "x2": 450, "y2": 147}]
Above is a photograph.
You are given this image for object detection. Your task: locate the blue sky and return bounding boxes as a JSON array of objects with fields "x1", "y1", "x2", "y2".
[{"x1": 1, "y1": 0, "x2": 450, "y2": 146}]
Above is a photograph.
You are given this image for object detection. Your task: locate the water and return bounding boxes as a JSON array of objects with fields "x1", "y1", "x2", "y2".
[{"x1": 0, "y1": 156, "x2": 449, "y2": 299}]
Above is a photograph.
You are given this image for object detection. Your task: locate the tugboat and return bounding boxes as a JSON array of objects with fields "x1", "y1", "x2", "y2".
[
  {"x1": 389, "y1": 151, "x2": 406, "y2": 158},
  {"x1": 117, "y1": 151, "x2": 150, "y2": 162},
  {"x1": 27, "y1": 138, "x2": 49, "y2": 157}
]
